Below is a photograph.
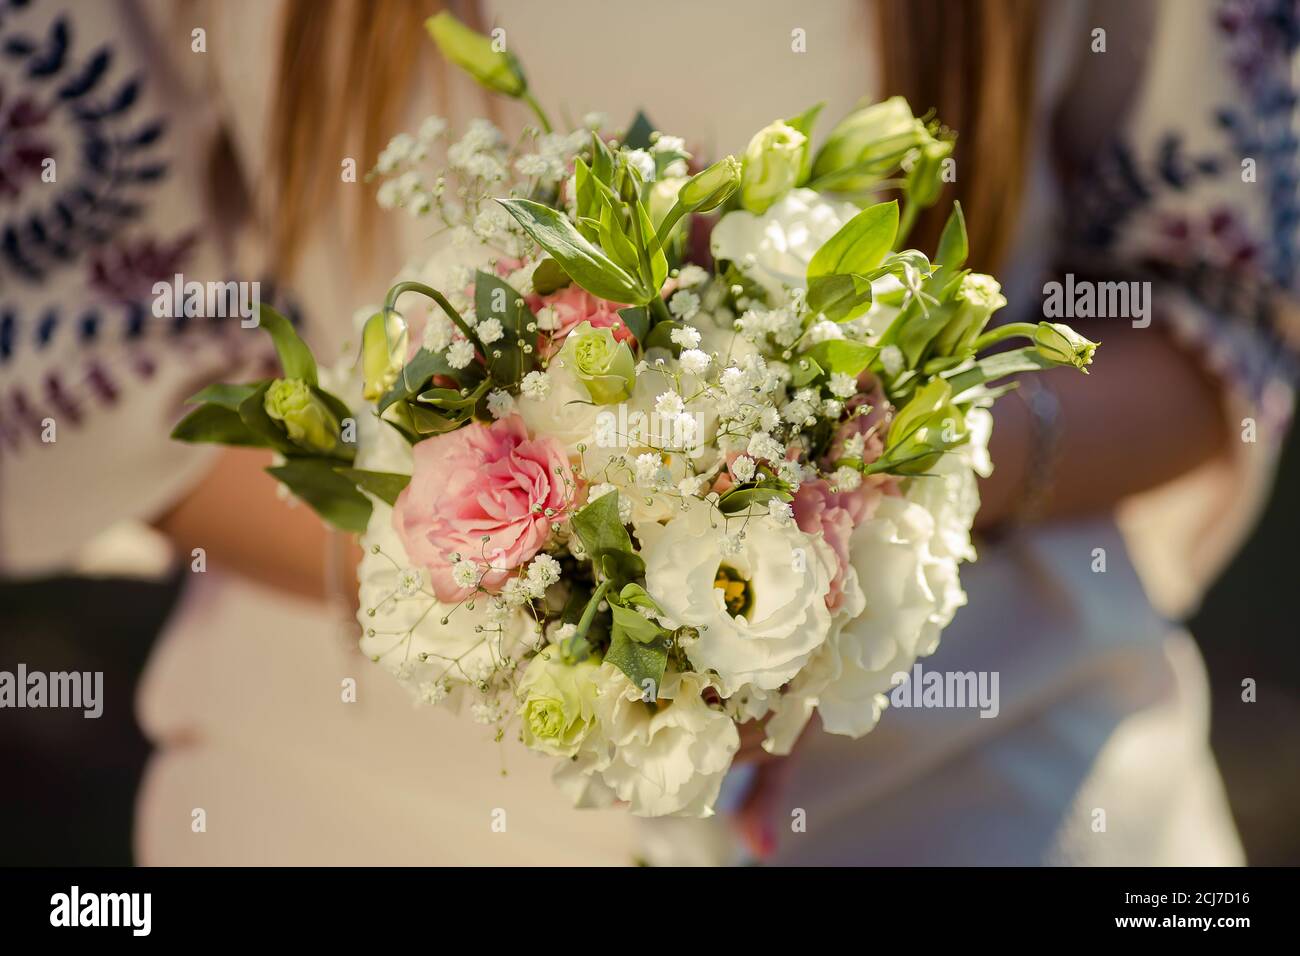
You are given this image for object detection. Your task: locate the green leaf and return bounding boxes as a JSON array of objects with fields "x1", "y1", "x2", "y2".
[
  {"x1": 934, "y1": 202, "x2": 968, "y2": 274},
  {"x1": 717, "y1": 483, "x2": 793, "y2": 516},
  {"x1": 609, "y1": 602, "x2": 664, "y2": 644},
  {"x1": 808, "y1": 200, "x2": 899, "y2": 279},
  {"x1": 406, "y1": 402, "x2": 473, "y2": 436},
  {"x1": 497, "y1": 198, "x2": 643, "y2": 303},
  {"x1": 943, "y1": 347, "x2": 1056, "y2": 401},
  {"x1": 258, "y1": 304, "x2": 317, "y2": 386},
  {"x1": 806, "y1": 273, "x2": 874, "y2": 322},
  {"x1": 623, "y1": 111, "x2": 656, "y2": 151},
  {"x1": 641, "y1": 319, "x2": 683, "y2": 355},
  {"x1": 803, "y1": 339, "x2": 879, "y2": 378},
  {"x1": 605, "y1": 627, "x2": 668, "y2": 696},
  {"x1": 790, "y1": 355, "x2": 825, "y2": 388},
  {"x1": 186, "y1": 382, "x2": 262, "y2": 411},
  {"x1": 532, "y1": 257, "x2": 570, "y2": 295},
  {"x1": 616, "y1": 306, "x2": 649, "y2": 344},
  {"x1": 378, "y1": 348, "x2": 465, "y2": 413},
  {"x1": 268, "y1": 459, "x2": 373, "y2": 533},
  {"x1": 475, "y1": 270, "x2": 537, "y2": 384},
  {"x1": 597, "y1": 548, "x2": 645, "y2": 588},
  {"x1": 334, "y1": 468, "x2": 411, "y2": 506},
  {"x1": 897, "y1": 300, "x2": 959, "y2": 369},
  {"x1": 572, "y1": 490, "x2": 633, "y2": 559},
  {"x1": 171, "y1": 403, "x2": 266, "y2": 447}
]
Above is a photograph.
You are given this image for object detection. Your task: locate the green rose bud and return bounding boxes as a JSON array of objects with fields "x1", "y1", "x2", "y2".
[
  {"x1": 740, "y1": 120, "x2": 807, "y2": 214},
  {"x1": 517, "y1": 652, "x2": 601, "y2": 758},
  {"x1": 426, "y1": 12, "x2": 526, "y2": 98},
  {"x1": 934, "y1": 273, "x2": 1008, "y2": 356},
  {"x1": 679, "y1": 156, "x2": 741, "y2": 213},
  {"x1": 562, "y1": 321, "x2": 636, "y2": 404},
  {"x1": 1033, "y1": 322, "x2": 1098, "y2": 372},
  {"x1": 264, "y1": 378, "x2": 340, "y2": 453},
  {"x1": 869, "y1": 379, "x2": 967, "y2": 475},
  {"x1": 360, "y1": 311, "x2": 409, "y2": 401},
  {"x1": 812, "y1": 96, "x2": 934, "y2": 193}
]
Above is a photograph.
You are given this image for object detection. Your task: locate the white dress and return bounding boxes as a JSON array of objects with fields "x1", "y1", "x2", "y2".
[{"x1": 6, "y1": 0, "x2": 1294, "y2": 864}]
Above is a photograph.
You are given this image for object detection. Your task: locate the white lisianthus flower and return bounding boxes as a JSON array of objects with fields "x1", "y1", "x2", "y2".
[
  {"x1": 710, "y1": 187, "x2": 858, "y2": 302},
  {"x1": 764, "y1": 420, "x2": 992, "y2": 752},
  {"x1": 357, "y1": 500, "x2": 531, "y2": 706},
  {"x1": 552, "y1": 665, "x2": 739, "y2": 817},
  {"x1": 639, "y1": 500, "x2": 834, "y2": 694}
]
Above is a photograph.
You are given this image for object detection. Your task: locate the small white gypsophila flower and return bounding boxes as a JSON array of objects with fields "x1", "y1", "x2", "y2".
[
  {"x1": 534, "y1": 304, "x2": 560, "y2": 332},
  {"x1": 417, "y1": 679, "x2": 449, "y2": 705},
  {"x1": 821, "y1": 398, "x2": 844, "y2": 419},
  {"x1": 583, "y1": 111, "x2": 608, "y2": 130},
  {"x1": 519, "y1": 370, "x2": 551, "y2": 401},
  {"x1": 675, "y1": 264, "x2": 709, "y2": 287},
  {"x1": 465, "y1": 657, "x2": 496, "y2": 684},
  {"x1": 471, "y1": 701, "x2": 503, "y2": 724},
  {"x1": 624, "y1": 148, "x2": 656, "y2": 181},
  {"x1": 767, "y1": 497, "x2": 794, "y2": 525},
  {"x1": 669, "y1": 293, "x2": 701, "y2": 322},
  {"x1": 678, "y1": 348, "x2": 711, "y2": 375},
  {"x1": 747, "y1": 431, "x2": 785, "y2": 463},
  {"x1": 486, "y1": 389, "x2": 515, "y2": 420},
  {"x1": 376, "y1": 132, "x2": 415, "y2": 173},
  {"x1": 759, "y1": 406, "x2": 782, "y2": 434},
  {"x1": 500, "y1": 577, "x2": 531, "y2": 607},
  {"x1": 777, "y1": 458, "x2": 805, "y2": 491},
  {"x1": 515, "y1": 153, "x2": 552, "y2": 178},
  {"x1": 677, "y1": 474, "x2": 706, "y2": 497},
  {"x1": 418, "y1": 115, "x2": 447, "y2": 142},
  {"x1": 720, "y1": 533, "x2": 745, "y2": 556},
  {"x1": 832, "y1": 466, "x2": 863, "y2": 492},
  {"x1": 484, "y1": 597, "x2": 511, "y2": 624},
  {"x1": 842, "y1": 432, "x2": 867, "y2": 459},
  {"x1": 673, "y1": 412, "x2": 699, "y2": 446},
  {"x1": 451, "y1": 559, "x2": 480, "y2": 589},
  {"x1": 730, "y1": 455, "x2": 757, "y2": 483},
  {"x1": 550, "y1": 621, "x2": 578, "y2": 646},
  {"x1": 397, "y1": 567, "x2": 424, "y2": 597},
  {"x1": 654, "y1": 391, "x2": 685, "y2": 417},
  {"x1": 477, "y1": 317, "x2": 505, "y2": 345},
  {"x1": 423, "y1": 314, "x2": 454, "y2": 353},
  {"x1": 828, "y1": 372, "x2": 858, "y2": 399},
  {"x1": 651, "y1": 134, "x2": 687, "y2": 154},
  {"x1": 527, "y1": 553, "x2": 562, "y2": 589},
  {"x1": 634, "y1": 453, "x2": 663, "y2": 485},
  {"x1": 446, "y1": 339, "x2": 475, "y2": 369},
  {"x1": 805, "y1": 319, "x2": 844, "y2": 345},
  {"x1": 376, "y1": 179, "x2": 403, "y2": 209}
]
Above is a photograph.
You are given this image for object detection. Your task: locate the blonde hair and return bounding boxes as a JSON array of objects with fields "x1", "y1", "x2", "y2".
[{"x1": 269, "y1": 0, "x2": 1041, "y2": 274}]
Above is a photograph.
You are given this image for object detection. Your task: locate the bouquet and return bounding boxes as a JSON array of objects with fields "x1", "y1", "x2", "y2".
[{"x1": 172, "y1": 13, "x2": 1097, "y2": 817}]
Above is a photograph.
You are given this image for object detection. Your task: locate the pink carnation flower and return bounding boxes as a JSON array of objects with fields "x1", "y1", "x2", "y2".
[
  {"x1": 793, "y1": 478, "x2": 886, "y2": 614},
  {"x1": 393, "y1": 416, "x2": 573, "y2": 602}
]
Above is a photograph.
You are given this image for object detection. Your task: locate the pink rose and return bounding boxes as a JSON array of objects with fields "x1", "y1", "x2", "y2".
[
  {"x1": 793, "y1": 478, "x2": 885, "y2": 614},
  {"x1": 393, "y1": 416, "x2": 573, "y2": 602},
  {"x1": 529, "y1": 286, "x2": 634, "y2": 357}
]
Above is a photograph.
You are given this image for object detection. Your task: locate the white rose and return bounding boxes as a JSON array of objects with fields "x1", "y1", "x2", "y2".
[
  {"x1": 710, "y1": 187, "x2": 858, "y2": 302},
  {"x1": 555, "y1": 665, "x2": 738, "y2": 818},
  {"x1": 639, "y1": 500, "x2": 834, "y2": 694}
]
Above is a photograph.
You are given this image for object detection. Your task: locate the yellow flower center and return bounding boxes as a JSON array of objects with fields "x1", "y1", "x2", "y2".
[{"x1": 714, "y1": 565, "x2": 753, "y2": 618}]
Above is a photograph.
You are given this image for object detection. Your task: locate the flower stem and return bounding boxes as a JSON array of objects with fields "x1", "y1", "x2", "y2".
[
  {"x1": 522, "y1": 92, "x2": 554, "y2": 133},
  {"x1": 384, "y1": 280, "x2": 489, "y2": 364},
  {"x1": 970, "y1": 321, "x2": 1039, "y2": 354}
]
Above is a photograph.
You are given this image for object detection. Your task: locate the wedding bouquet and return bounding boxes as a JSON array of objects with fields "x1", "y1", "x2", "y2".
[{"x1": 172, "y1": 13, "x2": 1097, "y2": 817}]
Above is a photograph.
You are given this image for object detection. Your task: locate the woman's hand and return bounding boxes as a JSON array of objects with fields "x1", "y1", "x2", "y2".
[{"x1": 729, "y1": 718, "x2": 806, "y2": 860}]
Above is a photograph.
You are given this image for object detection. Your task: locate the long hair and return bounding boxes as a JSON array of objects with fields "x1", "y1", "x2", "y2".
[
  {"x1": 269, "y1": 0, "x2": 1041, "y2": 275},
  {"x1": 876, "y1": 0, "x2": 1042, "y2": 272}
]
